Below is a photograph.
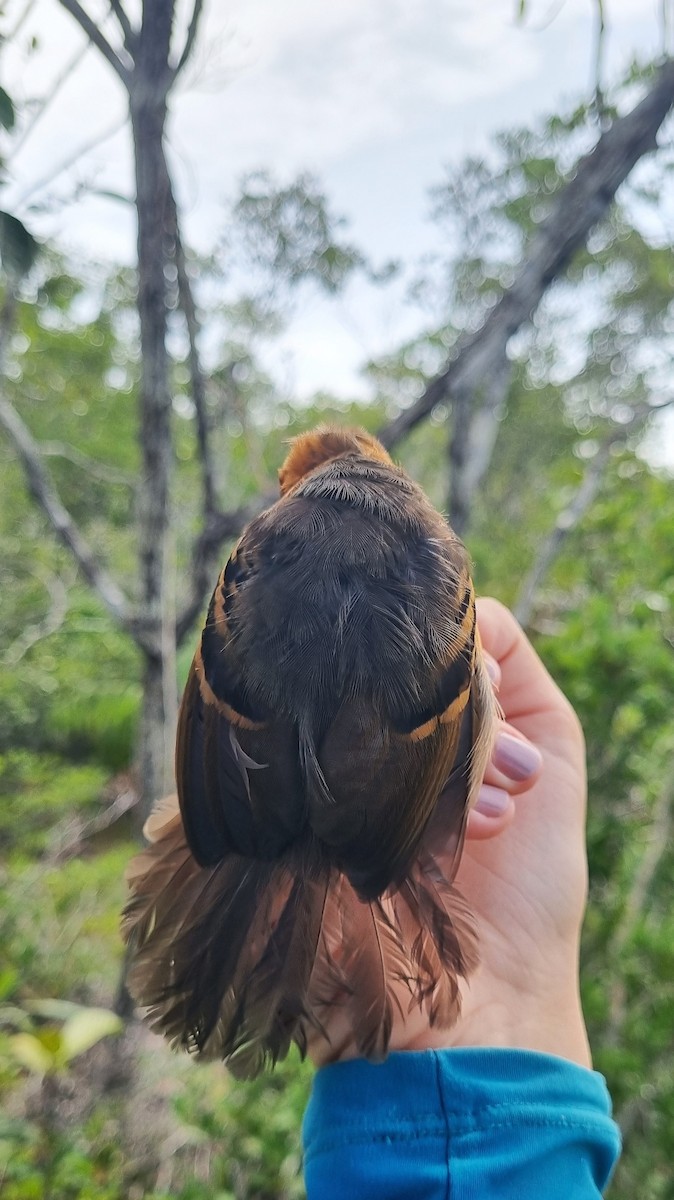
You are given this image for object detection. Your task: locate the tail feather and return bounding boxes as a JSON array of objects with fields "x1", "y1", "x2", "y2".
[
  {"x1": 219, "y1": 872, "x2": 330, "y2": 1077},
  {"x1": 122, "y1": 809, "x2": 478, "y2": 1076},
  {"x1": 396, "y1": 852, "x2": 478, "y2": 1026},
  {"x1": 338, "y1": 887, "x2": 411, "y2": 1060}
]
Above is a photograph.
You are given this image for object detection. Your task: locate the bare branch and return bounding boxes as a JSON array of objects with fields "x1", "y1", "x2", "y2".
[
  {"x1": 617, "y1": 1054, "x2": 673, "y2": 1140},
  {"x1": 165, "y1": 186, "x2": 218, "y2": 515},
  {"x1": 161, "y1": 165, "x2": 242, "y2": 642},
  {"x1": 0, "y1": 390, "x2": 141, "y2": 640},
  {"x1": 47, "y1": 780, "x2": 138, "y2": 865},
  {"x1": 57, "y1": 0, "x2": 131, "y2": 86},
  {"x1": 176, "y1": 494, "x2": 274, "y2": 643},
  {"x1": 605, "y1": 770, "x2": 674, "y2": 1047},
  {"x1": 447, "y1": 356, "x2": 511, "y2": 534},
  {"x1": 108, "y1": 0, "x2": 137, "y2": 54},
  {"x1": 7, "y1": 0, "x2": 38, "y2": 40},
  {"x1": 39, "y1": 439, "x2": 135, "y2": 486},
  {"x1": 174, "y1": 0, "x2": 205, "y2": 77},
  {"x1": 9, "y1": 45, "x2": 90, "y2": 162},
  {"x1": 514, "y1": 401, "x2": 674, "y2": 626},
  {"x1": 591, "y1": 0, "x2": 607, "y2": 124},
  {"x1": 664, "y1": 0, "x2": 673, "y2": 57},
  {"x1": 378, "y1": 58, "x2": 674, "y2": 461},
  {"x1": 514, "y1": 432, "x2": 619, "y2": 628},
  {"x1": 16, "y1": 115, "x2": 127, "y2": 207},
  {"x1": 3, "y1": 565, "x2": 71, "y2": 667}
]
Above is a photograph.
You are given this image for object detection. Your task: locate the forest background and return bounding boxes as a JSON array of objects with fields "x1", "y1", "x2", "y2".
[{"x1": 0, "y1": 1, "x2": 673, "y2": 1197}]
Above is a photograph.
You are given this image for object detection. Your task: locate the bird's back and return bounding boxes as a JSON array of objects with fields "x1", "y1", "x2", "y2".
[{"x1": 226, "y1": 452, "x2": 472, "y2": 733}]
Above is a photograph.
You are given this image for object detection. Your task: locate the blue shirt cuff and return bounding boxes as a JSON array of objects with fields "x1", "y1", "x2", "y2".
[{"x1": 303, "y1": 1048, "x2": 621, "y2": 1199}]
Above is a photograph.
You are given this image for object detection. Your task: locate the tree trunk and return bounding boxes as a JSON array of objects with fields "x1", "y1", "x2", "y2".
[{"x1": 129, "y1": 81, "x2": 177, "y2": 819}]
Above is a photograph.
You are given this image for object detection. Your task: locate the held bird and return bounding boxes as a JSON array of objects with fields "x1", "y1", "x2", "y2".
[{"x1": 123, "y1": 426, "x2": 497, "y2": 1076}]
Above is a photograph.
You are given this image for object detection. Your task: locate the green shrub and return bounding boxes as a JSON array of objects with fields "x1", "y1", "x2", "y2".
[{"x1": 0, "y1": 751, "x2": 108, "y2": 856}]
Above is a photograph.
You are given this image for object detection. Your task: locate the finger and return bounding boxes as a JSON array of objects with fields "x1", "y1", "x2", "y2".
[
  {"x1": 466, "y1": 787, "x2": 515, "y2": 840},
  {"x1": 482, "y1": 723, "x2": 543, "y2": 793},
  {"x1": 476, "y1": 597, "x2": 580, "y2": 734}
]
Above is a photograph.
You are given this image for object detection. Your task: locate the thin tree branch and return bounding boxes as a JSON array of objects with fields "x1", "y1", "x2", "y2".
[
  {"x1": 514, "y1": 430, "x2": 620, "y2": 628},
  {"x1": 447, "y1": 356, "x2": 512, "y2": 533},
  {"x1": 108, "y1": 0, "x2": 137, "y2": 55},
  {"x1": 663, "y1": 0, "x2": 672, "y2": 57},
  {"x1": 7, "y1": 0, "x2": 38, "y2": 40},
  {"x1": 0, "y1": 392, "x2": 160, "y2": 652},
  {"x1": 39, "y1": 439, "x2": 136, "y2": 486},
  {"x1": 16, "y1": 116, "x2": 127, "y2": 207},
  {"x1": 605, "y1": 769, "x2": 674, "y2": 1047},
  {"x1": 176, "y1": 494, "x2": 274, "y2": 643},
  {"x1": 617, "y1": 1055, "x2": 673, "y2": 1140},
  {"x1": 2, "y1": 565, "x2": 71, "y2": 667},
  {"x1": 161, "y1": 162, "x2": 240, "y2": 642},
  {"x1": 9, "y1": 43, "x2": 91, "y2": 161},
  {"x1": 514, "y1": 401, "x2": 674, "y2": 626},
  {"x1": 166, "y1": 185, "x2": 218, "y2": 514},
  {"x1": 378, "y1": 59, "x2": 674, "y2": 456},
  {"x1": 57, "y1": 0, "x2": 131, "y2": 86},
  {"x1": 47, "y1": 780, "x2": 138, "y2": 864},
  {"x1": 592, "y1": 0, "x2": 607, "y2": 125},
  {"x1": 174, "y1": 0, "x2": 205, "y2": 77}
]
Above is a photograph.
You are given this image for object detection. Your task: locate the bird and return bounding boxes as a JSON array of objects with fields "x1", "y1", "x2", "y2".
[{"x1": 122, "y1": 425, "x2": 497, "y2": 1078}]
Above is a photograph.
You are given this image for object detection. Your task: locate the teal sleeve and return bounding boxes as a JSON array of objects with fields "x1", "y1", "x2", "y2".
[{"x1": 302, "y1": 1048, "x2": 621, "y2": 1199}]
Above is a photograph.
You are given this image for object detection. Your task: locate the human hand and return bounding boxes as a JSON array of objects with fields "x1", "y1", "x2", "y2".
[
  {"x1": 401, "y1": 598, "x2": 592, "y2": 1067},
  {"x1": 309, "y1": 599, "x2": 591, "y2": 1070}
]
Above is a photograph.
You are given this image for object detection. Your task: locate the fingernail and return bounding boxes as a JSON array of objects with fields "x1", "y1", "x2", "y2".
[
  {"x1": 475, "y1": 784, "x2": 510, "y2": 817},
  {"x1": 493, "y1": 732, "x2": 543, "y2": 781}
]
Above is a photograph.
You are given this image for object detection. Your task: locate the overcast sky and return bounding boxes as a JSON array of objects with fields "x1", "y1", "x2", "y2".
[{"x1": 2, "y1": 0, "x2": 671, "y2": 417}]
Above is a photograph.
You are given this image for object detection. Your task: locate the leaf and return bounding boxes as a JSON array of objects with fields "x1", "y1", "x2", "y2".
[
  {"x1": 59, "y1": 1007, "x2": 122, "y2": 1063},
  {"x1": 0, "y1": 210, "x2": 39, "y2": 278},
  {"x1": 0, "y1": 1005, "x2": 32, "y2": 1031},
  {"x1": 0, "y1": 1004, "x2": 33, "y2": 1032},
  {"x1": 0, "y1": 968, "x2": 19, "y2": 1001},
  {"x1": 8, "y1": 1032, "x2": 54, "y2": 1076},
  {"x1": 0, "y1": 86, "x2": 15, "y2": 131},
  {"x1": 25, "y1": 998, "x2": 82, "y2": 1022}
]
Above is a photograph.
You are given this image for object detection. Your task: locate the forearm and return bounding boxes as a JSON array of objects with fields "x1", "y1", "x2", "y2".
[{"x1": 303, "y1": 1048, "x2": 621, "y2": 1200}]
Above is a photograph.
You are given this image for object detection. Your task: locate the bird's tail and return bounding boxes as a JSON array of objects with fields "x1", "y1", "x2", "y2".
[
  {"x1": 122, "y1": 799, "x2": 477, "y2": 1076},
  {"x1": 123, "y1": 795, "x2": 325, "y2": 1077}
]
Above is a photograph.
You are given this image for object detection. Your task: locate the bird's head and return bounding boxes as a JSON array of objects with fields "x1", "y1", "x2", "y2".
[{"x1": 278, "y1": 425, "x2": 393, "y2": 495}]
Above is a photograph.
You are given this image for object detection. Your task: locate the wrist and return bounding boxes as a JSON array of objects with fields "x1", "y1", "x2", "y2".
[{"x1": 400, "y1": 982, "x2": 592, "y2": 1070}]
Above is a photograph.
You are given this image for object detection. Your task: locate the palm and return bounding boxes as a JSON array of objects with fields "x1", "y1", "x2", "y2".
[{"x1": 442, "y1": 601, "x2": 591, "y2": 1063}]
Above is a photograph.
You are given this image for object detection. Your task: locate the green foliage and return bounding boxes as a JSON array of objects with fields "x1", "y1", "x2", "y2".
[
  {"x1": 173, "y1": 1052, "x2": 311, "y2": 1199},
  {"x1": 0, "y1": 84, "x2": 15, "y2": 130},
  {"x1": 5, "y1": 1001, "x2": 122, "y2": 1077},
  {"x1": 46, "y1": 692, "x2": 139, "y2": 772},
  {"x1": 232, "y1": 169, "x2": 370, "y2": 296},
  {"x1": 0, "y1": 750, "x2": 107, "y2": 855},
  {"x1": 1, "y1": 848, "x2": 131, "y2": 1002},
  {"x1": 0, "y1": 210, "x2": 39, "y2": 279},
  {"x1": 0, "y1": 68, "x2": 39, "y2": 281}
]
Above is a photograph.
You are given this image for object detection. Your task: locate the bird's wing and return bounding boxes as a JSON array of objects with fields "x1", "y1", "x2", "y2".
[{"x1": 176, "y1": 542, "x2": 305, "y2": 868}]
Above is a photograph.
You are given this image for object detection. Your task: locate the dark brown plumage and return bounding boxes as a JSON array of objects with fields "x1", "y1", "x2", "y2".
[{"x1": 122, "y1": 426, "x2": 497, "y2": 1077}]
